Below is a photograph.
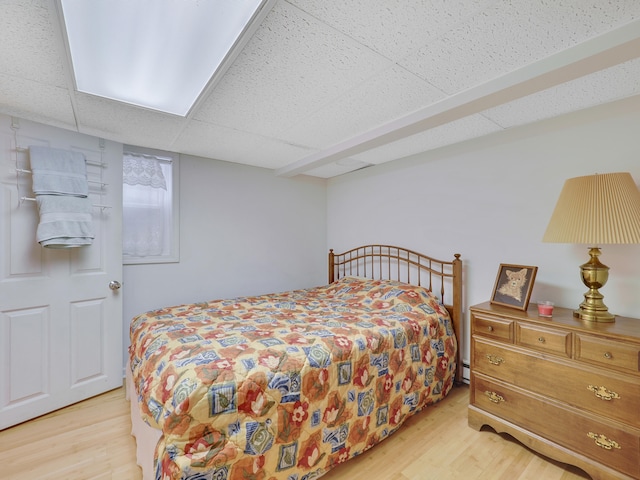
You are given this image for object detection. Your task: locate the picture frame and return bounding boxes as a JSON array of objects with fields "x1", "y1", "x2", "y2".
[{"x1": 490, "y1": 263, "x2": 538, "y2": 310}]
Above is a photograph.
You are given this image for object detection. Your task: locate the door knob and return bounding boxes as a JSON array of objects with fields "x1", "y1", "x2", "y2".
[{"x1": 109, "y1": 280, "x2": 122, "y2": 290}]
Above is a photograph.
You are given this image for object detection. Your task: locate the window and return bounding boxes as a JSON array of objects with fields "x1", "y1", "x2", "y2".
[{"x1": 122, "y1": 146, "x2": 179, "y2": 264}]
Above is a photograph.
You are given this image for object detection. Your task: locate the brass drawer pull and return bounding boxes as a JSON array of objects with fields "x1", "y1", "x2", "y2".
[
  {"x1": 485, "y1": 391, "x2": 505, "y2": 404},
  {"x1": 603, "y1": 351, "x2": 612, "y2": 359},
  {"x1": 485, "y1": 354, "x2": 504, "y2": 365},
  {"x1": 587, "y1": 385, "x2": 620, "y2": 401},
  {"x1": 487, "y1": 325, "x2": 494, "y2": 332},
  {"x1": 537, "y1": 337, "x2": 545, "y2": 343},
  {"x1": 587, "y1": 432, "x2": 621, "y2": 450}
]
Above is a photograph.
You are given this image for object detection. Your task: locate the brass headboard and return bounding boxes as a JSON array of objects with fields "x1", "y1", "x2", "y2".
[{"x1": 329, "y1": 245, "x2": 463, "y2": 384}]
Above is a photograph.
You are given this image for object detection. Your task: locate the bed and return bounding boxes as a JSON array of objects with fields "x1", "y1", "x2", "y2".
[{"x1": 127, "y1": 245, "x2": 463, "y2": 480}]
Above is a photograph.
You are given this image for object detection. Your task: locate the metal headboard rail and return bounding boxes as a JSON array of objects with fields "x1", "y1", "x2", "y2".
[{"x1": 330, "y1": 245, "x2": 457, "y2": 288}]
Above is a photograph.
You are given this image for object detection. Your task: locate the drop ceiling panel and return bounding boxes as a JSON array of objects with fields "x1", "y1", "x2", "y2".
[
  {"x1": 286, "y1": 0, "x2": 498, "y2": 61},
  {"x1": 174, "y1": 119, "x2": 314, "y2": 170},
  {"x1": 0, "y1": 75, "x2": 77, "y2": 129},
  {"x1": 74, "y1": 94, "x2": 187, "y2": 150},
  {"x1": 280, "y1": 65, "x2": 447, "y2": 148},
  {"x1": 193, "y1": 1, "x2": 393, "y2": 139},
  {"x1": 399, "y1": 0, "x2": 640, "y2": 95},
  {"x1": 0, "y1": 1, "x2": 68, "y2": 87}
]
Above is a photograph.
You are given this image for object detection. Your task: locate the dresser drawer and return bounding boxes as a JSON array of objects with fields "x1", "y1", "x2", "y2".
[
  {"x1": 576, "y1": 334, "x2": 640, "y2": 375},
  {"x1": 472, "y1": 313, "x2": 514, "y2": 342},
  {"x1": 472, "y1": 373, "x2": 640, "y2": 479},
  {"x1": 472, "y1": 338, "x2": 640, "y2": 426},
  {"x1": 516, "y1": 323, "x2": 571, "y2": 357}
]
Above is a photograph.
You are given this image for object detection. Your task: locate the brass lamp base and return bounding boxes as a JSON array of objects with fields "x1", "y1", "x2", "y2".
[{"x1": 574, "y1": 247, "x2": 615, "y2": 323}]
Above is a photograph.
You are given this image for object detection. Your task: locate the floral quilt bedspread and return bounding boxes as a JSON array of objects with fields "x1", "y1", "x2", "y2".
[{"x1": 129, "y1": 277, "x2": 457, "y2": 480}]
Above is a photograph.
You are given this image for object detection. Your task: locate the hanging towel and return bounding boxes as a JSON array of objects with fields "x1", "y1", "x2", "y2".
[
  {"x1": 36, "y1": 195, "x2": 94, "y2": 248},
  {"x1": 29, "y1": 146, "x2": 89, "y2": 197}
]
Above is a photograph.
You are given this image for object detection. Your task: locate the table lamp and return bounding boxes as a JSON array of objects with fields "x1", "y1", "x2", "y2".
[{"x1": 543, "y1": 172, "x2": 640, "y2": 322}]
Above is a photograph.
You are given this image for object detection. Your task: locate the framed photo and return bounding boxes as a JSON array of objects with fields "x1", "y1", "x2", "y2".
[{"x1": 490, "y1": 263, "x2": 538, "y2": 310}]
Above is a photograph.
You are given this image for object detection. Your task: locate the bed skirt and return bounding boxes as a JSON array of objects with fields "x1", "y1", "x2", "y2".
[{"x1": 126, "y1": 361, "x2": 161, "y2": 480}]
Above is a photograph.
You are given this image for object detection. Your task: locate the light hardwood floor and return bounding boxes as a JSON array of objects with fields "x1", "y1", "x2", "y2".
[{"x1": 0, "y1": 384, "x2": 591, "y2": 480}]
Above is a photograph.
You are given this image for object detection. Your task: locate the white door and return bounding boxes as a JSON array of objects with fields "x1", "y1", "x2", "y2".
[{"x1": 0, "y1": 115, "x2": 123, "y2": 429}]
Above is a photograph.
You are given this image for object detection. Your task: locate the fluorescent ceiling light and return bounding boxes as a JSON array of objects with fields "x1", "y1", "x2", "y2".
[{"x1": 60, "y1": 0, "x2": 266, "y2": 116}]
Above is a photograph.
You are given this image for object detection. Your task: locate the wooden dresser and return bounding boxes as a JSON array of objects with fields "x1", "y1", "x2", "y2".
[{"x1": 468, "y1": 301, "x2": 640, "y2": 480}]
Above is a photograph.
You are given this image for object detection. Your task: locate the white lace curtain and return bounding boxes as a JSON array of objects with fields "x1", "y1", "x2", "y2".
[
  {"x1": 123, "y1": 154, "x2": 167, "y2": 189},
  {"x1": 122, "y1": 153, "x2": 169, "y2": 257}
]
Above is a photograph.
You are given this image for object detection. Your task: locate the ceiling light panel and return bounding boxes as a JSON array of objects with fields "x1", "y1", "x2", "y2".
[{"x1": 60, "y1": 0, "x2": 265, "y2": 116}]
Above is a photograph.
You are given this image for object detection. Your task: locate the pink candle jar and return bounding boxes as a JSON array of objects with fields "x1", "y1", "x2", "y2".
[{"x1": 537, "y1": 301, "x2": 554, "y2": 317}]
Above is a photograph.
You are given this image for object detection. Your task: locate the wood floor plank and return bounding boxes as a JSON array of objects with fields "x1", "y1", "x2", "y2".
[{"x1": 0, "y1": 384, "x2": 592, "y2": 480}]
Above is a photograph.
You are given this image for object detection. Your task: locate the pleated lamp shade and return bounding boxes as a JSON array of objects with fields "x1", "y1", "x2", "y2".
[{"x1": 543, "y1": 172, "x2": 640, "y2": 245}]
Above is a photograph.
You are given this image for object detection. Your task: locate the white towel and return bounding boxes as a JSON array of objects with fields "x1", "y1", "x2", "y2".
[
  {"x1": 29, "y1": 146, "x2": 89, "y2": 197},
  {"x1": 36, "y1": 195, "x2": 94, "y2": 248}
]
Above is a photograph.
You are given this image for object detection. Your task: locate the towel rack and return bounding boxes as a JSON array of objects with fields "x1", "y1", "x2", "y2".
[
  {"x1": 11, "y1": 126, "x2": 111, "y2": 210},
  {"x1": 20, "y1": 196, "x2": 112, "y2": 210},
  {"x1": 15, "y1": 168, "x2": 108, "y2": 187},
  {"x1": 15, "y1": 146, "x2": 107, "y2": 168}
]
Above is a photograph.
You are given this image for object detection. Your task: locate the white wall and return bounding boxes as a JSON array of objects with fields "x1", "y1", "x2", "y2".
[
  {"x1": 327, "y1": 95, "x2": 640, "y2": 372},
  {"x1": 122, "y1": 154, "x2": 327, "y2": 365},
  {"x1": 8, "y1": 95, "x2": 640, "y2": 379}
]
